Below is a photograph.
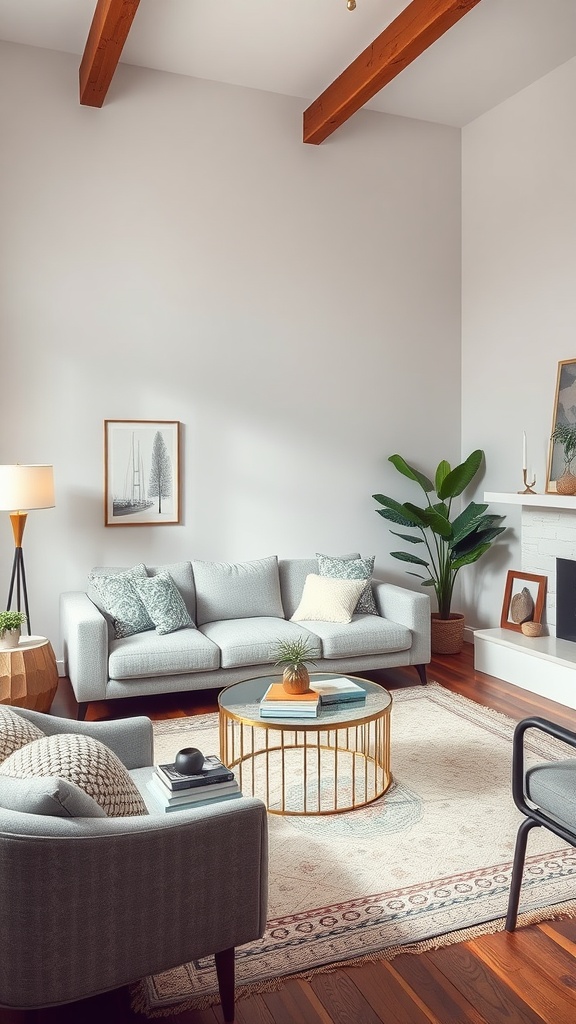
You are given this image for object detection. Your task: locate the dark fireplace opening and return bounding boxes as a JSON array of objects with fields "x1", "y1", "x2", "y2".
[{"x1": 556, "y1": 557, "x2": 576, "y2": 643}]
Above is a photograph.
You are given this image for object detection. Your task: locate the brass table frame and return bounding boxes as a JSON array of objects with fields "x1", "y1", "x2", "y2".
[{"x1": 218, "y1": 673, "x2": 392, "y2": 815}]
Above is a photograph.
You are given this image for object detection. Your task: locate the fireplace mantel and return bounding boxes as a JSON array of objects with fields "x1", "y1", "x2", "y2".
[{"x1": 484, "y1": 492, "x2": 576, "y2": 509}]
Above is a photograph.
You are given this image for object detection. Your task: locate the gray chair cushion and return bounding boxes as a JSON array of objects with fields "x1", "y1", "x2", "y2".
[
  {"x1": 0, "y1": 774, "x2": 107, "y2": 818},
  {"x1": 193, "y1": 555, "x2": 284, "y2": 625},
  {"x1": 199, "y1": 617, "x2": 321, "y2": 669},
  {"x1": 526, "y1": 760, "x2": 576, "y2": 831},
  {"x1": 108, "y1": 627, "x2": 221, "y2": 680},
  {"x1": 300, "y1": 616, "x2": 412, "y2": 659}
]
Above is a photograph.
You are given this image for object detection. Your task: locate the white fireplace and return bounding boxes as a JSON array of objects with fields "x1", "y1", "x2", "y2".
[{"x1": 474, "y1": 492, "x2": 576, "y2": 710}]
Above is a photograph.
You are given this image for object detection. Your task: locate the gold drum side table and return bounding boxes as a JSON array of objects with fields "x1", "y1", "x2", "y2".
[
  {"x1": 218, "y1": 673, "x2": 392, "y2": 815},
  {"x1": 0, "y1": 636, "x2": 59, "y2": 712}
]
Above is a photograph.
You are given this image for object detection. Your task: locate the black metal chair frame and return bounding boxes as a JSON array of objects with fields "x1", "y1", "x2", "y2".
[{"x1": 506, "y1": 715, "x2": 576, "y2": 931}]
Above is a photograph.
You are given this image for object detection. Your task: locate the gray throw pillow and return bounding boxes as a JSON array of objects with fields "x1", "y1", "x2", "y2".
[
  {"x1": 192, "y1": 555, "x2": 284, "y2": 625},
  {"x1": 88, "y1": 563, "x2": 154, "y2": 638},
  {"x1": 133, "y1": 572, "x2": 195, "y2": 634},
  {"x1": 316, "y1": 553, "x2": 379, "y2": 615},
  {"x1": 0, "y1": 774, "x2": 106, "y2": 818}
]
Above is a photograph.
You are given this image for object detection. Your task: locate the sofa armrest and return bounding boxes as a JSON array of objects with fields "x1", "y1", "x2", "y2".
[
  {"x1": 0, "y1": 796, "x2": 268, "y2": 1008},
  {"x1": 60, "y1": 592, "x2": 108, "y2": 703},
  {"x1": 372, "y1": 580, "x2": 431, "y2": 666},
  {"x1": 13, "y1": 708, "x2": 154, "y2": 770}
]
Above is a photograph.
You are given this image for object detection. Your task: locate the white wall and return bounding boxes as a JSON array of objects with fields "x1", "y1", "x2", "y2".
[
  {"x1": 0, "y1": 41, "x2": 461, "y2": 662},
  {"x1": 462, "y1": 55, "x2": 576, "y2": 628}
]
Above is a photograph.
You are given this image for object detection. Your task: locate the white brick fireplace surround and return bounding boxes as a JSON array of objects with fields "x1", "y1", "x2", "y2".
[{"x1": 474, "y1": 493, "x2": 576, "y2": 711}]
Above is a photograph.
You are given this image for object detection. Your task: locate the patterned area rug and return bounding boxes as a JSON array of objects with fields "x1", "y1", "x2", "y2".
[{"x1": 132, "y1": 684, "x2": 576, "y2": 1017}]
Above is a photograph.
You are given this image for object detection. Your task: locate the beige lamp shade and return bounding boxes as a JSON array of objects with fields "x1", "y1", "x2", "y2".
[{"x1": 0, "y1": 465, "x2": 55, "y2": 512}]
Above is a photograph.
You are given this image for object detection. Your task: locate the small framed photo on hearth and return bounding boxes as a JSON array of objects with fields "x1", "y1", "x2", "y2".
[
  {"x1": 500, "y1": 570, "x2": 547, "y2": 632},
  {"x1": 104, "y1": 420, "x2": 181, "y2": 527}
]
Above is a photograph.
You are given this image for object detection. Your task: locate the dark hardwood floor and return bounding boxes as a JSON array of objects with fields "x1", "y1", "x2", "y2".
[{"x1": 4, "y1": 646, "x2": 576, "y2": 1024}]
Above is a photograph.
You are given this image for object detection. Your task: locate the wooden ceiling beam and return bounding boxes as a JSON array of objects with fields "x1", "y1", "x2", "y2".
[
  {"x1": 303, "y1": 0, "x2": 483, "y2": 145},
  {"x1": 80, "y1": 0, "x2": 142, "y2": 107}
]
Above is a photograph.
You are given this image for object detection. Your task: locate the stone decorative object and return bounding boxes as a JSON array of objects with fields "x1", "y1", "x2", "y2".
[
  {"x1": 510, "y1": 587, "x2": 534, "y2": 624},
  {"x1": 521, "y1": 621, "x2": 544, "y2": 637}
]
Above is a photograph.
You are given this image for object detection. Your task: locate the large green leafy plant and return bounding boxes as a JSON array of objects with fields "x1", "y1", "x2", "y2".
[{"x1": 373, "y1": 450, "x2": 505, "y2": 619}]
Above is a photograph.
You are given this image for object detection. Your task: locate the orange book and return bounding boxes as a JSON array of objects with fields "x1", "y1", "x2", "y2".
[{"x1": 262, "y1": 683, "x2": 318, "y2": 703}]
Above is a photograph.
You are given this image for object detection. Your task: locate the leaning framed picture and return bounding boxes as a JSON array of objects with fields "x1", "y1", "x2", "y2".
[
  {"x1": 104, "y1": 420, "x2": 181, "y2": 527},
  {"x1": 546, "y1": 358, "x2": 576, "y2": 493},
  {"x1": 500, "y1": 570, "x2": 547, "y2": 632}
]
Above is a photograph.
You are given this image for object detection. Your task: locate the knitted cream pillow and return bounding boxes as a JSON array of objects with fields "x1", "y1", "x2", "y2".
[
  {"x1": 0, "y1": 733, "x2": 148, "y2": 817},
  {"x1": 0, "y1": 706, "x2": 45, "y2": 763},
  {"x1": 291, "y1": 574, "x2": 367, "y2": 624}
]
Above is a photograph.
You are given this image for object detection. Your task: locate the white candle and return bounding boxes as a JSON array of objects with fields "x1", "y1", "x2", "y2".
[{"x1": 523, "y1": 432, "x2": 527, "y2": 471}]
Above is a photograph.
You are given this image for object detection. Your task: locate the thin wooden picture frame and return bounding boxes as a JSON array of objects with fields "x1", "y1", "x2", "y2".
[
  {"x1": 546, "y1": 357, "x2": 576, "y2": 493},
  {"x1": 104, "y1": 420, "x2": 181, "y2": 527},
  {"x1": 500, "y1": 570, "x2": 547, "y2": 632}
]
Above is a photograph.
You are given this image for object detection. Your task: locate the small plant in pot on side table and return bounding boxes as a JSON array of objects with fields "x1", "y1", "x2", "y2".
[
  {"x1": 0, "y1": 611, "x2": 26, "y2": 651},
  {"x1": 273, "y1": 636, "x2": 317, "y2": 694},
  {"x1": 373, "y1": 450, "x2": 506, "y2": 655}
]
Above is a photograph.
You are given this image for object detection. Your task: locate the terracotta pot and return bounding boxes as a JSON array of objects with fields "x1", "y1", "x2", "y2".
[
  {"x1": 282, "y1": 665, "x2": 311, "y2": 694},
  {"x1": 556, "y1": 472, "x2": 576, "y2": 496},
  {"x1": 431, "y1": 613, "x2": 465, "y2": 655}
]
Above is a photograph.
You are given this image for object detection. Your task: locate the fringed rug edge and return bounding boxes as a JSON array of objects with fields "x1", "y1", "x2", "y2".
[{"x1": 130, "y1": 898, "x2": 576, "y2": 1018}]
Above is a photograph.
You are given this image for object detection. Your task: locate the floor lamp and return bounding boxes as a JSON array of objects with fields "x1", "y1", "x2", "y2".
[{"x1": 0, "y1": 465, "x2": 55, "y2": 636}]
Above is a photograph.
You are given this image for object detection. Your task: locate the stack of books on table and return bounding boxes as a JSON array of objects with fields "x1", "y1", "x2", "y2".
[
  {"x1": 259, "y1": 683, "x2": 320, "y2": 719},
  {"x1": 309, "y1": 676, "x2": 367, "y2": 706},
  {"x1": 147, "y1": 755, "x2": 241, "y2": 812}
]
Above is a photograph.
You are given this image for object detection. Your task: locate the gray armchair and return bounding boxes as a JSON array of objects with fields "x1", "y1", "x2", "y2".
[
  {"x1": 506, "y1": 716, "x2": 576, "y2": 931},
  {"x1": 0, "y1": 708, "x2": 268, "y2": 1021}
]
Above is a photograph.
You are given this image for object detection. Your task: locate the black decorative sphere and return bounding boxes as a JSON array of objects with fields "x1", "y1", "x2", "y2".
[{"x1": 175, "y1": 747, "x2": 204, "y2": 775}]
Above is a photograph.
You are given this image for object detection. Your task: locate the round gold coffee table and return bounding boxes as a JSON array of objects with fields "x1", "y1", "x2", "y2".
[{"x1": 218, "y1": 673, "x2": 392, "y2": 815}]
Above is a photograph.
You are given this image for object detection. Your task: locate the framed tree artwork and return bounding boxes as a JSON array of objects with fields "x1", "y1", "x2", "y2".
[{"x1": 104, "y1": 420, "x2": 181, "y2": 527}]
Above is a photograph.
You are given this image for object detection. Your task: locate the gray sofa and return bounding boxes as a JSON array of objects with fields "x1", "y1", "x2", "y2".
[
  {"x1": 0, "y1": 707, "x2": 268, "y2": 1018},
  {"x1": 60, "y1": 555, "x2": 431, "y2": 717}
]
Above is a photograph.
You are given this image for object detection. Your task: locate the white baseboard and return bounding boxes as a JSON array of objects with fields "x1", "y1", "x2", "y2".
[{"x1": 56, "y1": 659, "x2": 65, "y2": 677}]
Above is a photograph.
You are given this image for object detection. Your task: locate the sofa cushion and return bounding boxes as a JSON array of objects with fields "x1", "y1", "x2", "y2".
[
  {"x1": 0, "y1": 774, "x2": 107, "y2": 818},
  {"x1": 193, "y1": 555, "x2": 284, "y2": 626},
  {"x1": 88, "y1": 563, "x2": 154, "y2": 638},
  {"x1": 303, "y1": 616, "x2": 412, "y2": 659},
  {"x1": 199, "y1": 617, "x2": 321, "y2": 669},
  {"x1": 0, "y1": 706, "x2": 45, "y2": 763},
  {"x1": 146, "y1": 561, "x2": 196, "y2": 622},
  {"x1": 317, "y1": 553, "x2": 379, "y2": 616},
  {"x1": 279, "y1": 555, "x2": 360, "y2": 619},
  {"x1": 0, "y1": 734, "x2": 148, "y2": 817},
  {"x1": 133, "y1": 572, "x2": 194, "y2": 634},
  {"x1": 291, "y1": 574, "x2": 367, "y2": 624},
  {"x1": 108, "y1": 627, "x2": 220, "y2": 680}
]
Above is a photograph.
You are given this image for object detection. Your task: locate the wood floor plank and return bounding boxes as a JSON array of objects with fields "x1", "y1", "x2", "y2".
[
  {"x1": 539, "y1": 918, "x2": 576, "y2": 953},
  {"x1": 472, "y1": 930, "x2": 576, "y2": 1023},
  {"x1": 342, "y1": 961, "x2": 436, "y2": 1024},
  {"x1": 426, "y1": 942, "x2": 546, "y2": 1024},
  {"x1": 260, "y1": 978, "x2": 331, "y2": 1024},
  {"x1": 388, "y1": 951, "x2": 487, "y2": 1023},
  {"x1": 308, "y1": 969, "x2": 388, "y2": 1023},
  {"x1": 234, "y1": 992, "x2": 276, "y2": 1024}
]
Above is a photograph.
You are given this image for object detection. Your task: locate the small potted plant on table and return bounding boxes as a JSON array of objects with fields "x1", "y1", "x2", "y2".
[
  {"x1": 0, "y1": 611, "x2": 27, "y2": 651},
  {"x1": 273, "y1": 636, "x2": 317, "y2": 694}
]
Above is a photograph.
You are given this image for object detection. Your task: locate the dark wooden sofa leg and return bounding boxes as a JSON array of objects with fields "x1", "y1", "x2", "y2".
[
  {"x1": 414, "y1": 664, "x2": 428, "y2": 685},
  {"x1": 215, "y1": 946, "x2": 235, "y2": 1022},
  {"x1": 77, "y1": 701, "x2": 89, "y2": 721}
]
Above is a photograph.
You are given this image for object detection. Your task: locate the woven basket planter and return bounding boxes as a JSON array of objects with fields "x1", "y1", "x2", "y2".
[{"x1": 431, "y1": 613, "x2": 465, "y2": 655}]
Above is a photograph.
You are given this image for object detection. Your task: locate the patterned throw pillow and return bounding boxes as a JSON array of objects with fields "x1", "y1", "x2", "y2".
[
  {"x1": 291, "y1": 574, "x2": 367, "y2": 624},
  {"x1": 0, "y1": 706, "x2": 45, "y2": 764},
  {"x1": 133, "y1": 573, "x2": 195, "y2": 635},
  {"x1": 317, "y1": 553, "x2": 379, "y2": 616},
  {"x1": 0, "y1": 733, "x2": 148, "y2": 817},
  {"x1": 89, "y1": 563, "x2": 154, "y2": 638}
]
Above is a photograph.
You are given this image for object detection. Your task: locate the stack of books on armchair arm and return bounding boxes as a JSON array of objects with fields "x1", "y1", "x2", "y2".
[
  {"x1": 147, "y1": 756, "x2": 241, "y2": 812},
  {"x1": 259, "y1": 683, "x2": 320, "y2": 719}
]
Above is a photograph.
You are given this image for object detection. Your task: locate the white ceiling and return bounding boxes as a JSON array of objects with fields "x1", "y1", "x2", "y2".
[{"x1": 1, "y1": 0, "x2": 576, "y2": 128}]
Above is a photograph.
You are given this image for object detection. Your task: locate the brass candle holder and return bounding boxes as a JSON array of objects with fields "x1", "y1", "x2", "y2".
[{"x1": 518, "y1": 469, "x2": 536, "y2": 495}]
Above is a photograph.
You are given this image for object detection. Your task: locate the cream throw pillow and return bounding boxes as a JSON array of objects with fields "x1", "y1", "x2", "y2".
[
  {"x1": 290, "y1": 574, "x2": 367, "y2": 624},
  {"x1": 0, "y1": 706, "x2": 45, "y2": 764},
  {"x1": 0, "y1": 733, "x2": 148, "y2": 818}
]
